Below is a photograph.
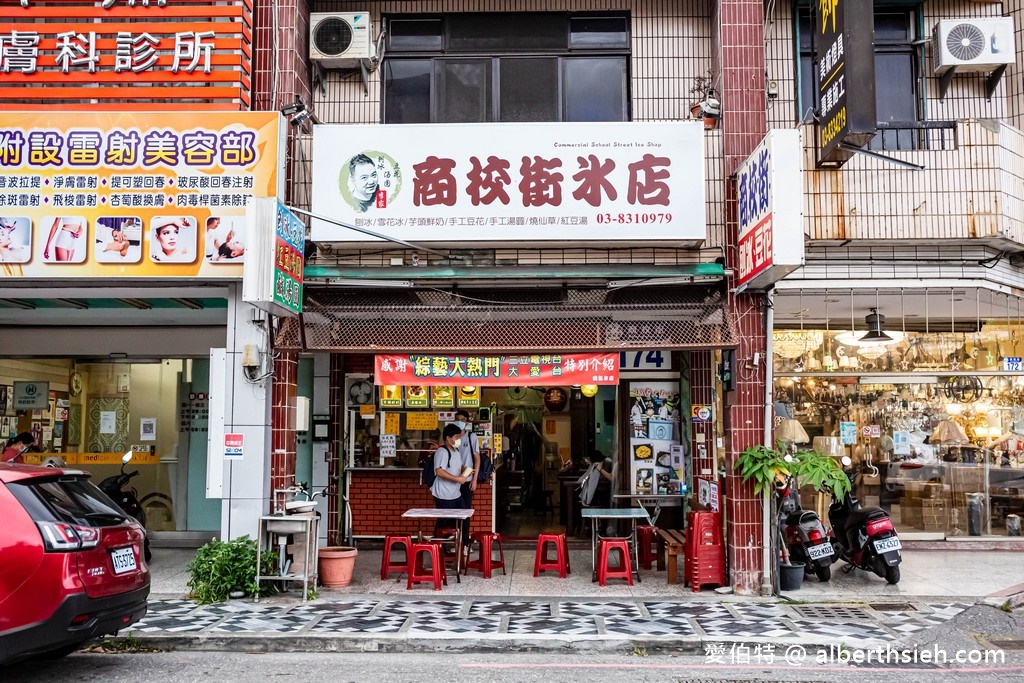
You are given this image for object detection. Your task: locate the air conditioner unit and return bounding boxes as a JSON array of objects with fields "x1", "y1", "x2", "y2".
[
  {"x1": 933, "y1": 17, "x2": 1015, "y2": 74},
  {"x1": 309, "y1": 12, "x2": 373, "y2": 68}
]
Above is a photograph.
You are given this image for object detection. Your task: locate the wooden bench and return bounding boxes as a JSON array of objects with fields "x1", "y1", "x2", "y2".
[{"x1": 656, "y1": 529, "x2": 686, "y2": 584}]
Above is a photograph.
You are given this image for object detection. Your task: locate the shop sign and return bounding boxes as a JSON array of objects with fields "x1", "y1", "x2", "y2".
[
  {"x1": 735, "y1": 129, "x2": 803, "y2": 289},
  {"x1": 242, "y1": 199, "x2": 305, "y2": 317},
  {"x1": 814, "y1": 0, "x2": 877, "y2": 167},
  {"x1": 13, "y1": 381, "x2": 48, "y2": 409},
  {"x1": 379, "y1": 386, "x2": 402, "y2": 409},
  {"x1": 223, "y1": 432, "x2": 243, "y2": 459},
  {"x1": 374, "y1": 353, "x2": 619, "y2": 387},
  {"x1": 457, "y1": 386, "x2": 480, "y2": 408},
  {"x1": 405, "y1": 385, "x2": 428, "y2": 408},
  {"x1": 0, "y1": 111, "x2": 284, "y2": 279},
  {"x1": 430, "y1": 386, "x2": 454, "y2": 409},
  {"x1": 29, "y1": 450, "x2": 160, "y2": 466},
  {"x1": 691, "y1": 405, "x2": 712, "y2": 422},
  {"x1": 1003, "y1": 357, "x2": 1023, "y2": 372},
  {"x1": 0, "y1": 1, "x2": 253, "y2": 110},
  {"x1": 311, "y1": 121, "x2": 706, "y2": 245}
]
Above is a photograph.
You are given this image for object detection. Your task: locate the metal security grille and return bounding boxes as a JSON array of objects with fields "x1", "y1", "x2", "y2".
[{"x1": 276, "y1": 286, "x2": 736, "y2": 352}]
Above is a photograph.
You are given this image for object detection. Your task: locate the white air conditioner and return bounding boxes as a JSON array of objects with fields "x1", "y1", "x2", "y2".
[
  {"x1": 309, "y1": 12, "x2": 373, "y2": 68},
  {"x1": 933, "y1": 17, "x2": 1015, "y2": 74}
]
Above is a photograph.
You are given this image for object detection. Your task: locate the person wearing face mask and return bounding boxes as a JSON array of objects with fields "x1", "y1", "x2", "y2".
[
  {"x1": 431, "y1": 423, "x2": 474, "y2": 549},
  {"x1": 453, "y1": 409, "x2": 480, "y2": 539}
]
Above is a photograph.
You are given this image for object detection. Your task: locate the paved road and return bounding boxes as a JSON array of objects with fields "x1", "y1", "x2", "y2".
[{"x1": 5, "y1": 650, "x2": 1024, "y2": 683}]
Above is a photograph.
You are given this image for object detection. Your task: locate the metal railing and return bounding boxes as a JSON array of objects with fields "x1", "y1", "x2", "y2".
[{"x1": 869, "y1": 120, "x2": 958, "y2": 152}]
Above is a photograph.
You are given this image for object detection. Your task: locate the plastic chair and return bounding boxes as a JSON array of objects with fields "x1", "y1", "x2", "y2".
[
  {"x1": 407, "y1": 542, "x2": 448, "y2": 591},
  {"x1": 463, "y1": 531, "x2": 506, "y2": 579},
  {"x1": 636, "y1": 524, "x2": 657, "y2": 571},
  {"x1": 380, "y1": 534, "x2": 412, "y2": 580},
  {"x1": 597, "y1": 537, "x2": 633, "y2": 586},
  {"x1": 533, "y1": 532, "x2": 570, "y2": 578}
]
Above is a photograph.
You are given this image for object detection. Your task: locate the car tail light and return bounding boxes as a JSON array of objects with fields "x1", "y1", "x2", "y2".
[
  {"x1": 70, "y1": 614, "x2": 92, "y2": 625},
  {"x1": 866, "y1": 518, "x2": 894, "y2": 536},
  {"x1": 36, "y1": 521, "x2": 101, "y2": 551},
  {"x1": 809, "y1": 529, "x2": 823, "y2": 542}
]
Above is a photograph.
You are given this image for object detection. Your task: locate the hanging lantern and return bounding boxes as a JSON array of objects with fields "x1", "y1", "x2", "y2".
[{"x1": 580, "y1": 384, "x2": 599, "y2": 397}]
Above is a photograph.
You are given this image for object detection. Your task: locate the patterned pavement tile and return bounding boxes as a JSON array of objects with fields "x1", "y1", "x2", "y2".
[
  {"x1": 468, "y1": 601, "x2": 552, "y2": 617},
  {"x1": 408, "y1": 615, "x2": 502, "y2": 634},
  {"x1": 697, "y1": 618, "x2": 794, "y2": 639},
  {"x1": 375, "y1": 600, "x2": 463, "y2": 618},
  {"x1": 286, "y1": 601, "x2": 376, "y2": 616},
  {"x1": 191, "y1": 602, "x2": 270, "y2": 617},
  {"x1": 210, "y1": 613, "x2": 311, "y2": 633},
  {"x1": 145, "y1": 599, "x2": 196, "y2": 616},
  {"x1": 604, "y1": 616, "x2": 696, "y2": 637},
  {"x1": 309, "y1": 614, "x2": 408, "y2": 633},
  {"x1": 730, "y1": 604, "x2": 791, "y2": 620},
  {"x1": 507, "y1": 616, "x2": 599, "y2": 636},
  {"x1": 132, "y1": 613, "x2": 221, "y2": 633},
  {"x1": 644, "y1": 602, "x2": 732, "y2": 620},
  {"x1": 560, "y1": 601, "x2": 642, "y2": 618},
  {"x1": 921, "y1": 603, "x2": 971, "y2": 624},
  {"x1": 788, "y1": 619, "x2": 891, "y2": 641}
]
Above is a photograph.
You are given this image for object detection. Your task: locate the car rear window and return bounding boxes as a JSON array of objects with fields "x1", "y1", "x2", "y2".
[{"x1": 8, "y1": 476, "x2": 129, "y2": 527}]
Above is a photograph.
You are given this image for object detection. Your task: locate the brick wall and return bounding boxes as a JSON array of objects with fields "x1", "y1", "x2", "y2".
[{"x1": 349, "y1": 470, "x2": 494, "y2": 538}]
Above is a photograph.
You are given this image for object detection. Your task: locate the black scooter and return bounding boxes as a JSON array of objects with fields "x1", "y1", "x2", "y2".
[
  {"x1": 98, "y1": 452, "x2": 151, "y2": 562},
  {"x1": 780, "y1": 472, "x2": 835, "y2": 582},
  {"x1": 828, "y1": 457, "x2": 901, "y2": 584}
]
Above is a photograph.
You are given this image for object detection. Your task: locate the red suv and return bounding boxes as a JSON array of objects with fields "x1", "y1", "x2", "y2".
[{"x1": 0, "y1": 463, "x2": 150, "y2": 666}]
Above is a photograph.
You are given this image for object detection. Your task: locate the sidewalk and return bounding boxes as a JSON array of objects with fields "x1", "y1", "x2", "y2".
[{"x1": 134, "y1": 545, "x2": 1022, "y2": 655}]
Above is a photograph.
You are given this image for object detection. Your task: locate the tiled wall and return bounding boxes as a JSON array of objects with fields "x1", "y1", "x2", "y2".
[
  {"x1": 271, "y1": 353, "x2": 299, "y2": 513},
  {"x1": 350, "y1": 471, "x2": 494, "y2": 537},
  {"x1": 253, "y1": 0, "x2": 314, "y2": 110}
]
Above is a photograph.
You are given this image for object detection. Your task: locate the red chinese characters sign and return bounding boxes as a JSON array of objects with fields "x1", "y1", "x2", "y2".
[
  {"x1": 374, "y1": 354, "x2": 620, "y2": 387},
  {"x1": 0, "y1": 0, "x2": 252, "y2": 110},
  {"x1": 311, "y1": 121, "x2": 706, "y2": 245}
]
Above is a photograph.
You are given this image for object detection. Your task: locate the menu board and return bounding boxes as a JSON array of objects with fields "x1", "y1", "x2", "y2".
[
  {"x1": 406, "y1": 412, "x2": 439, "y2": 431},
  {"x1": 380, "y1": 386, "x2": 403, "y2": 409},
  {"x1": 458, "y1": 386, "x2": 480, "y2": 408},
  {"x1": 405, "y1": 385, "x2": 428, "y2": 408},
  {"x1": 431, "y1": 386, "x2": 455, "y2": 409},
  {"x1": 628, "y1": 381, "x2": 686, "y2": 501}
]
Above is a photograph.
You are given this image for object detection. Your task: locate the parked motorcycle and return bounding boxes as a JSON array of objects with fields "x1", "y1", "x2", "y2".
[
  {"x1": 779, "y1": 469, "x2": 835, "y2": 582},
  {"x1": 98, "y1": 452, "x2": 152, "y2": 562},
  {"x1": 828, "y1": 456, "x2": 902, "y2": 584}
]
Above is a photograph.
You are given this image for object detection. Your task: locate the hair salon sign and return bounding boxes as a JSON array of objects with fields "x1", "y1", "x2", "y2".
[{"x1": 311, "y1": 121, "x2": 706, "y2": 245}]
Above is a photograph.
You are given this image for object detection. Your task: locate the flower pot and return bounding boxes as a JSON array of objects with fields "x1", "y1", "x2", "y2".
[
  {"x1": 319, "y1": 546, "x2": 358, "y2": 588},
  {"x1": 690, "y1": 104, "x2": 703, "y2": 120},
  {"x1": 779, "y1": 562, "x2": 804, "y2": 592}
]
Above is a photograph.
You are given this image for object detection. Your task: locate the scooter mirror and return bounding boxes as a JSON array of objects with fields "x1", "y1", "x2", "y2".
[
  {"x1": 122, "y1": 452, "x2": 134, "y2": 465},
  {"x1": 841, "y1": 456, "x2": 853, "y2": 467}
]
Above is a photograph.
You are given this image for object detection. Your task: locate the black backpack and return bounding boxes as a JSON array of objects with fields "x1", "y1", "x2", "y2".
[{"x1": 421, "y1": 446, "x2": 452, "y2": 487}]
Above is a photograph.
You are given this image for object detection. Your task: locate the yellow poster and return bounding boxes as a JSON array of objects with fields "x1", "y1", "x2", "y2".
[
  {"x1": 0, "y1": 111, "x2": 282, "y2": 279},
  {"x1": 407, "y1": 412, "x2": 439, "y2": 431},
  {"x1": 383, "y1": 412, "x2": 401, "y2": 435}
]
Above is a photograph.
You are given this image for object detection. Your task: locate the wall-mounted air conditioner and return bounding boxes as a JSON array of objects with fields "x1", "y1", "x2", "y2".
[
  {"x1": 309, "y1": 12, "x2": 373, "y2": 69},
  {"x1": 933, "y1": 17, "x2": 1015, "y2": 74}
]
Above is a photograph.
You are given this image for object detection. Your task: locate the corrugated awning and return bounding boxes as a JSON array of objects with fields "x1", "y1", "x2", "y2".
[{"x1": 276, "y1": 286, "x2": 737, "y2": 353}]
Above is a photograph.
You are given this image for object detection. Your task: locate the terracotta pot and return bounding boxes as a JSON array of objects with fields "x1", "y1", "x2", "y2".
[
  {"x1": 690, "y1": 103, "x2": 703, "y2": 119},
  {"x1": 319, "y1": 546, "x2": 358, "y2": 587}
]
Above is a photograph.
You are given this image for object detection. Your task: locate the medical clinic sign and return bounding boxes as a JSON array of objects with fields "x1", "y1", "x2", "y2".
[
  {"x1": 815, "y1": 0, "x2": 876, "y2": 167},
  {"x1": 311, "y1": 121, "x2": 706, "y2": 245},
  {"x1": 0, "y1": 0, "x2": 253, "y2": 109},
  {"x1": 736, "y1": 130, "x2": 803, "y2": 289}
]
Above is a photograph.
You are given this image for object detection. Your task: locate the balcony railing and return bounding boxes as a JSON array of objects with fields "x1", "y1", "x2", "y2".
[{"x1": 869, "y1": 120, "x2": 958, "y2": 152}]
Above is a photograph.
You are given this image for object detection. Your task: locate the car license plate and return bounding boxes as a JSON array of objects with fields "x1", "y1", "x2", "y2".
[
  {"x1": 873, "y1": 537, "x2": 902, "y2": 553},
  {"x1": 111, "y1": 547, "x2": 137, "y2": 575},
  {"x1": 807, "y1": 543, "x2": 834, "y2": 561}
]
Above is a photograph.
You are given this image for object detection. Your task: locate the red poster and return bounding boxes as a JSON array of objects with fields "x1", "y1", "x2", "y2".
[{"x1": 374, "y1": 353, "x2": 619, "y2": 386}]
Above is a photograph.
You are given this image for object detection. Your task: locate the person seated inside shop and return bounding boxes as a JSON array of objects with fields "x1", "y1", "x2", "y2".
[
  {"x1": 431, "y1": 423, "x2": 474, "y2": 552},
  {"x1": 559, "y1": 451, "x2": 592, "y2": 478}
]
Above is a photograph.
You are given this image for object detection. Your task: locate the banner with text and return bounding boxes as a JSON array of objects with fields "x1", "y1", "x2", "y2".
[{"x1": 374, "y1": 353, "x2": 620, "y2": 386}]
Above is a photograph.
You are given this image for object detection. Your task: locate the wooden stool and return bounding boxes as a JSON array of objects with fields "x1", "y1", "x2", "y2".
[
  {"x1": 464, "y1": 532, "x2": 506, "y2": 579},
  {"x1": 534, "y1": 532, "x2": 570, "y2": 578},
  {"x1": 380, "y1": 534, "x2": 412, "y2": 580},
  {"x1": 407, "y1": 542, "x2": 448, "y2": 591},
  {"x1": 597, "y1": 538, "x2": 633, "y2": 586},
  {"x1": 656, "y1": 529, "x2": 687, "y2": 584}
]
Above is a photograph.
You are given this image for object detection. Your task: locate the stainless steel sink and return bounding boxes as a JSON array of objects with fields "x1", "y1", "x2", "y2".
[{"x1": 262, "y1": 516, "x2": 309, "y2": 535}]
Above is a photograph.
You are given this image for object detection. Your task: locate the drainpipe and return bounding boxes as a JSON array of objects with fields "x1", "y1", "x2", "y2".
[{"x1": 763, "y1": 288, "x2": 776, "y2": 596}]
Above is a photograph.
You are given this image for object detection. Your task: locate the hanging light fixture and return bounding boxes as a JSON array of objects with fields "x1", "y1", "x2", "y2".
[{"x1": 859, "y1": 308, "x2": 893, "y2": 343}]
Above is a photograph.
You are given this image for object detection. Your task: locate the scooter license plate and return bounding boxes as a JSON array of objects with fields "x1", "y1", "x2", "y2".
[
  {"x1": 807, "y1": 543, "x2": 834, "y2": 561},
  {"x1": 873, "y1": 537, "x2": 902, "y2": 553},
  {"x1": 111, "y1": 546, "x2": 137, "y2": 575}
]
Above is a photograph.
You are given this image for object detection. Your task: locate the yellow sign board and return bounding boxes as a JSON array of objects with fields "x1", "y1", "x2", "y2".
[
  {"x1": 383, "y1": 413, "x2": 401, "y2": 436},
  {"x1": 406, "y1": 412, "x2": 439, "y2": 431},
  {"x1": 22, "y1": 451, "x2": 160, "y2": 466},
  {"x1": 494, "y1": 434, "x2": 503, "y2": 453},
  {"x1": 359, "y1": 405, "x2": 376, "y2": 418}
]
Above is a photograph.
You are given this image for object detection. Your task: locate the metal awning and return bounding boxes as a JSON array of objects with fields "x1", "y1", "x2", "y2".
[{"x1": 276, "y1": 286, "x2": 736, "y2": 353}]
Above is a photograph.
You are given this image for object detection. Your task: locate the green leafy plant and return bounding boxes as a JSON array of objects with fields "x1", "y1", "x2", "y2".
[
  {"x1": 186, "y1": 535, "x2": 279, "y2": 604},
  {"x1": 736, "y1": 443, "x2": 792, "y2": 495},
  {"x1": 789, "y1": 450, "x2": 851, "y2": 501}
]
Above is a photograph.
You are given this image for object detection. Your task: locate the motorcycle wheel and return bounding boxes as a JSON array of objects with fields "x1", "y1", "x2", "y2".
[
  {"x1": 815, "y1": 565, "x2": 832, "y2": 582},
  {"x1": 885, "y1": 565, "x2": 900, "y2": 585}
]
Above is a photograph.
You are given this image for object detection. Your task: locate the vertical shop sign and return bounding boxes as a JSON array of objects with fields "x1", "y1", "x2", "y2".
[
  {"x1": 243, "y1": 198, "x2": 305, "y2": 315},
  {"x1": 815, "y1": 0, "x2": 876, "y2": 166}
]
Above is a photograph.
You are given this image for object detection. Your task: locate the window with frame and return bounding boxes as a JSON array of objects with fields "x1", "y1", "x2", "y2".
[
  {"x1": 383, "y1": 13, "x2": 630, "y2": 124},
  {"x1": 797, "y1": 4, "x2": 921, "y2": 151}
]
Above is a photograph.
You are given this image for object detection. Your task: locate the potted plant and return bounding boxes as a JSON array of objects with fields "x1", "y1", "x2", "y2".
[
  {"x1": 186, "y1": 535, "x2": 279, "y2": 604},
  {"x1": 688, "y1": 70, "x2": 720, "y2": 130}
]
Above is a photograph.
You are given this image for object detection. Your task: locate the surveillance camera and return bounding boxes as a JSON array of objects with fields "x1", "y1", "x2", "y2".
[
  {"x1": 280, "y1": 102, "x2": 304, "y2": 116},
  {"x1": 289, "y1": 110, "x2": 311, "y2": 128},
  {"x1": 701, "y1": 97, "x2": 721, "y2": 119}
]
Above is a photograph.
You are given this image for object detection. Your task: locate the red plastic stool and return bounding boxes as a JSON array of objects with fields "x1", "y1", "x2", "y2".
[
  {"x1": 636, "y1": 525, "x2": 657, "y2": 571},
  {"x1": 533, "y1": 532, "x2": 570, "y2": 578},
  {"x1": 380, "y1": 535, "x2": 412, "y2": 580},
  {"x1": 463, "y1": 532, "x2": 506, "y2": 579},
  {"x1": 597, "y1": 538, "x2": 633, "y2": 586},
  {"x1": 406, "y1": 542, "x2": 448, "y2": 591}
]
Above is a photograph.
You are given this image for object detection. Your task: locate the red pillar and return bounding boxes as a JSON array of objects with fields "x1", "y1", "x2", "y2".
[
  {"x1": 719, "y1": 0, "x2": 769, "y2": 594},
  {"x1": 270, "y1": 352, "x2": 298, "y2": 513}
]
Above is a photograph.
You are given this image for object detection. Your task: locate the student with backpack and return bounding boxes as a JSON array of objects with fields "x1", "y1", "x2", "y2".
[
  {"x1": 453, "y1": 410, "x2": 480, "y2": 543},
  {"x1": 430, "y1": 423, "x2": 474, "y2": 545}
]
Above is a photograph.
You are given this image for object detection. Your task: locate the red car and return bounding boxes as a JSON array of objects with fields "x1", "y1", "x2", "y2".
[{"x1": 0, "y1": 463, "x2": 150, "y2": 666}]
